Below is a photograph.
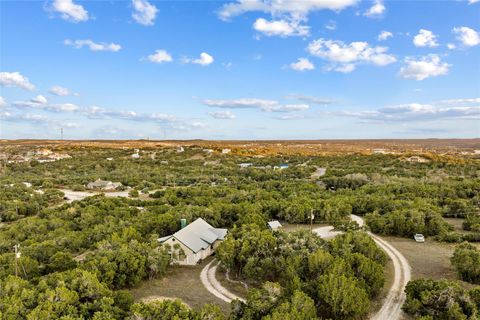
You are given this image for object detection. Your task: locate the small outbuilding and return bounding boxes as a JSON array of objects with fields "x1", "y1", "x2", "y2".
[
  {"x1": 267, "y1": 220, "x2": 282, "y2": 231},
  {"x1": 158, "y1": 218, "x2": 227, "y2": 265}
]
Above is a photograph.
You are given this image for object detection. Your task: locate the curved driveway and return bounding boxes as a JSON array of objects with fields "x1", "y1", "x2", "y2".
[{"x1": 201, "y1": 215, "x2": 411, "y2": 320}]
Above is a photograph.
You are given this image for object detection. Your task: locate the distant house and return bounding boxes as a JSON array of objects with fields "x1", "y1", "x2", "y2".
[
  {"x1": 238, "y1": 163, "x2": 253, "y2": 168},
  {"x1": 274, "y1": 164, "x2": 289, "y2": 170},
  {"x1": 406, "y1": 156, "x2": 429, "y2": 163},
  {"x1": 177, "y1": 147, "x2": 185, "y2": 153},
  {"x1": 87, "y1": 179, "x2": 122, "y2": 191},
  {"x1": 222, "y1": 148, "x2": 231, "y2": 154},
  {"x1": 267, "y1": 220, "x2": 282, "y2": 231},
  {"x1": 158, "y1": 218, "x2": 227, "y2": 265}
]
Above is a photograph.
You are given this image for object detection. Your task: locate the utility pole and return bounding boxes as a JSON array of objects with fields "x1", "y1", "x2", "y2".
[
  {"x1": 310, "y1": 209, "x2": 314, "y2": 233},
  {"x1": 13, "y1": 244, "x2": 20, "y2": 277}
]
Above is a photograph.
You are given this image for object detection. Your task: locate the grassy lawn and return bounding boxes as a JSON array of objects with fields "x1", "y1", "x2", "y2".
[
  {"x1": 129, "y1": 257, "x2": 230, "y2": 313},
  {"x1": 381, "y1": 236, "x2": 479, "y2": 289}
]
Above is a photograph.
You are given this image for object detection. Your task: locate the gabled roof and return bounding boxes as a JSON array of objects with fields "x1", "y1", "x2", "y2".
[
  {"x1": 268, "y1": 220, "x2": 282, "y2": 229},
  {"x1": 158, "y1": 218, "x2": 227, "y2": 253}
]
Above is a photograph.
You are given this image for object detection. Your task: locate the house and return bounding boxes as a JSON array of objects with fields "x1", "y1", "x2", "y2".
[
  {"x1": 274, "y1": 164, "x2": 289, "y2": 170},
  {"x1": 406, "y1": 156, "x2": 429, "y2": 163},
  {"x1": 158, "y1": 218, "x2": 227, "y2": 265},
  {"x1": 267, "y1": 220, "x2": 282, "y2": 231},
  {"x1": 86, "y1": 179, "x2": 123, "y2": 191},
  {"x1": 238, "y1": 163, "x2": 253, "y2": 168}
]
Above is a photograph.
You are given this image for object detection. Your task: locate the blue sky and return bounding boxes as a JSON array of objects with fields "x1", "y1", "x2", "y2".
[{"x1": 1, "y1": 0, "x2": 479, "y2": 140}]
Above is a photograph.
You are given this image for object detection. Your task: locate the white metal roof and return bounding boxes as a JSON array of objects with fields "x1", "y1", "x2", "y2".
[
  {"x1": 158, "y1": 218, "x2": 227, "y2": 253},
  {"x1": 268, "y1": 220, "x2": 282, "y2": 229}
]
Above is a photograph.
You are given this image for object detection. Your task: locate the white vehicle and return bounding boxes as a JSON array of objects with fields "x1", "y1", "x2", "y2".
[{"x1": 414, "y1": 233, "x2": 425, "y2": 242}]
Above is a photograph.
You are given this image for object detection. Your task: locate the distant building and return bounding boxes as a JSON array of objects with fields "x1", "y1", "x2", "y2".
[
  {"x1": 177, "y1": 147, "x2": 185, "y2": 153},
  {"x1": 267, "y1": 220, "x2": 282, "y2": 231},
  {"x1": 274, "y1": 164, "x2": 289, "y2": 170},
  {"x1": 222, "y1": 148, "x2": 231, "y2": 154},
  {"x1": 87, "y1": 179, "x2": 123, "y2": 191},
  {"x1": 158, "y1": 218, "x2": 227, "y2": 265},
  {"x1": 106, "y1": 157, "x2": 113, "y2": 161},
  {"x1": 238, "y1": 163, "x2": 253, "y2": 168},
  {"x1": 8, "y1": 155, "x2": 28, "y2": 163},
  {"x1": 405, "y1": 156, "x2": 429, "y2": 163}
]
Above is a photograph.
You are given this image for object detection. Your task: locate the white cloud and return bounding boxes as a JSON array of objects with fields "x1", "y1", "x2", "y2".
[
  {"x1": 48, "y1": 103, "x2": 79, "y2": 112},
  {"x1": 325, "y1": 20, "x2": 336, "y2": 31},
  {"x1": 253, "y1": 18, "x2": 309, "y2": 37},
  {"x1": 468, "y1": 0, "x2": 479, "y2": 4},
  {"x1": 364, "y1": 0, "x2": 385, "y2": 17},
  {"x1": 203, "y1": 98, "x2": 309, "y2": 112},
  {"x1": 64, "y1": 39, "x2": 122, "y2": 52},
  {"x1": 413, "y1": 29, "x2": 438, "y2": 47},
  {"x1": 186, "y1": 52, "x2": 214, "y2": 66},
  {"x1": 274, "y1": 114, "x2": 306, "y2": 120},
  {"x1": 0, "y1": 72, "x2": 35, "y2": 91},
  {"x1": 344, "y1": 102, "x2": 480, "y2": 122},
  {"x1": 307, "y1": 38, "x2": 396, "y2": 72},
  {"x1": 290, "y1": 58, "x2": 315, "y2": 71},
  {"x1": 218, "y1": 0, "x2": 358, "y2": 21},
  {"x1": 31, "y1": 95, "x2": 48, "y2": 105},
  {"x1": 208, "y1": 111, "x2": 236, "y2": 119},
  {"x1": 0, "y1": 97, "x2": 7, "y2": 108},
  {"x1": 447, "y1": 43, "x2": 457, "y2": 50},
  {"x1": 285, "y1": 94, "x2": 332, "y2": 105},
  {"x1": 378, "y1": 31, "x2": 393, "y2": 41},
  {"x1": 50, "y1": 85, "x2": 77, "y2": 96},
  {"x1": 399, "y1": 55, "x2": 450, "y2": 80},
  {"x1": 147, "y1": 50, "x2": 173, "y2": 63},
  {"x1": 132, "y1": 0, "x2": 158, "y2": 26},
  {"x1": 453, "y1": 26, "x2": 480, "y2": 47},
  {"x1": 51, "y1": 0, "x2": 89, "y2": 22}
]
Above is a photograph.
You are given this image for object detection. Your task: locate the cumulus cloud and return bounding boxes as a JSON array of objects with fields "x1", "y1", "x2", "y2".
[
  {"x1": 364, "y1": 0, "x2": 385, "y2": 17},
  {"x1": 218, "y1": 0, "x2": 358, "y2": 21},
  {"x1": 147, "y1": 49, "x2": 173, "y2": 63},
  {"x1": 378, "y1": 31, "x2": 393, "y2": 41},
  {"x1": 290, "y1": 58, "x2": 315, "y2": 71},
  {"x1": 50, "y1": 85, "x2": 77, "y2": 96},
  {"x1": 343, "y1": 102, "x2": 479, "y2": 122},
  {"x1": 0, "y1": 72, "x2": 35, "y2": 91},
  {"x1": 253, "y1": 18, "x2": 309, "y2": 37},
  {"x1": 203, "y1": 98, "x2": 309, "y2": 112},
  {"x1": 453, "y1": 26, "x2": 480, "y2": 47},
  {"x1": 413, "y1": 29, "x2": 438, "y2": 47},
  {"x1": 208, "y1": 111, "x2": 236, "y2": 119},
  {"x1": 13, "y1": 95, "x2": 79, "y2": 113},
  {"x1": 183, "y1": 52, "x2": 214, "y2": 66},
  {"x1": 399, "y1": 55, "x2": 450, "y2": 80},
  {"x1": 325, "y1": 20, "x2": 336, "y2": 31},
  {"x1": 64, "y1": 39, "x2": 122, "y2": 52},
  {"x1": 132, "y1": 0, "x2": 158, "y2": 26},
  {"x1": 285, "y1": 94, "x2": 332, "y2": 105},
  {"x1": 50, "y1": 0, "x2": 89, "y2": 22},
  {"x1": 0, "y1": 97, "x2": 7, "y2": 108},
  {"x1": 307, "y1": 38, "x2": 396, "y2": 72}
]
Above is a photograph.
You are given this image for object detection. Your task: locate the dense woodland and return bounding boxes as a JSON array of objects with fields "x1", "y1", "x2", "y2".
[{"x1": 0, "y1": 146, "x2": 479, "y2": 319}]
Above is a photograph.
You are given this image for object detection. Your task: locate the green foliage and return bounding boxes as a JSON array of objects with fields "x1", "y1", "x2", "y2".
[
  {"x1": 403, "y1": 278, "x2": 479, "y2": 319},
  {"x1": 451, "y1": 242, "x2": 480, "y2": 284}
]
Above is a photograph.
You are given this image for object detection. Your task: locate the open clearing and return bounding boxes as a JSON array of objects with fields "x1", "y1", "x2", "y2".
[{"x1": 130, "y1": 257, "x2": 229, "y2": 313}]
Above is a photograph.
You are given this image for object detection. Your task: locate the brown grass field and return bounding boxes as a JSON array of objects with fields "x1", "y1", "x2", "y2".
[{"x1": 1, "y1": 138, "x2": 479, "y2": 156}]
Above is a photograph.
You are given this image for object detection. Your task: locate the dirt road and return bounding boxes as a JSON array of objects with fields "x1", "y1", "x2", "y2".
[
  {"x1": 200, "y1": 260, "x2": 245, "y2": 303},
  {"x1": 202, "y1": 215, "x2": 411, "y2": 320}
]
